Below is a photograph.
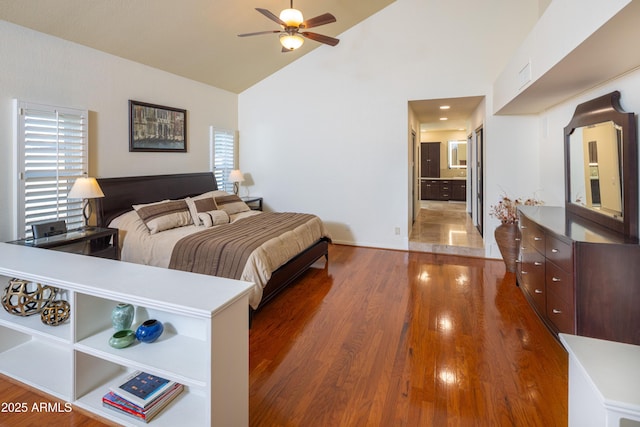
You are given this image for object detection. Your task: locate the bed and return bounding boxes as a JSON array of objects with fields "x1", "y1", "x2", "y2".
[{"x1": 96, "y1": 172, "x2": 330, "y2": 312}]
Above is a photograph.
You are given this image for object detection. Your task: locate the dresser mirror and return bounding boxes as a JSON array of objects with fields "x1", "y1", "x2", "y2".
[{"x1": 564, "y1": 91, "x2": 638, "y2": 239}]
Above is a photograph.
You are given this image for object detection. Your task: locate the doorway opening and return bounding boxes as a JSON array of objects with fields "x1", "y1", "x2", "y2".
[{"x1": 408, "y1": 96, "x2": 485, "y2": 257}]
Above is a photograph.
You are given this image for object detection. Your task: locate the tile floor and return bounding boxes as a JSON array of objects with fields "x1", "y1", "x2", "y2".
[{"x1": 409, "y1": 200, "x2": 485, "y2": 257}]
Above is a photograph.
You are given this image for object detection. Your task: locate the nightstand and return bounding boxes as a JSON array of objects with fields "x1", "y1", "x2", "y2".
[
  {"x1": 241, "y1": 196, "x2": 263, "y2": 211},
  {"x1": 7, "y1": 227, "x2": 119, "y2": 260}
]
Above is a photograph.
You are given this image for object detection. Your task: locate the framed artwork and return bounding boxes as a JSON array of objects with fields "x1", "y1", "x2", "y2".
[{"x1": 129, "y1": 100, "x2": 187, "y2": 152}]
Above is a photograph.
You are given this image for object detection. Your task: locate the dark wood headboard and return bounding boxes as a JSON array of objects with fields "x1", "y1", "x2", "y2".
[{"x1": 96, "y1": 172, "x2": 218, "y2": 227}]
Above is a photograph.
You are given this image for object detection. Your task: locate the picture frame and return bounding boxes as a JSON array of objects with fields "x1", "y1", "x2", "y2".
[{"x1": 129, "y1": 100, "x2": 187, "y2": 152}]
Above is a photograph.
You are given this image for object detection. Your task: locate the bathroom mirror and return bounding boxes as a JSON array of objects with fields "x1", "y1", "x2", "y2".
[
  {"x1": 564, "y1": 91, "x2": 638, "y2": 239},
  {"x1": 448, "y1": 140, "x2": 467, "y2": 169}
]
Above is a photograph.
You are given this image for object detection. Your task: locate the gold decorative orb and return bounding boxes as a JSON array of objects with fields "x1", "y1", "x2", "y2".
[
  {"x1": 1, "y1": 278, "x2": 57, "y2": 317},
  {"x1": 40, "y1": 300, "x2": 71, "y2": 326}
]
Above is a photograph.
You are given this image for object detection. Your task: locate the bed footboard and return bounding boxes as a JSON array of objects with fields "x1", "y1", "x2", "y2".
[{"x1": 252, "y1": 237, "x2": 329, "y2": 316}]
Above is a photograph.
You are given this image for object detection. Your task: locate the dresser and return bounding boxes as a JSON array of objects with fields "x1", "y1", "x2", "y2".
[{"x1": 517, "y1": 205, "x2": 640, "y2": 345}]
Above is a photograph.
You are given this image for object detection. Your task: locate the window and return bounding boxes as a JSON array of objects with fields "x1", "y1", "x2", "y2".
[
  {"x1": 16, "y1": 101, "x2": 88, "y2": 238},
  {"x1": 210, "y1": 127, "x2": 237, "y2": 193}
]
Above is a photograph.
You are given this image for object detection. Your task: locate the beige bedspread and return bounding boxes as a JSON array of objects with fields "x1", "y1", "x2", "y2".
[{"x1": 110, "y1": 210, "x2": 330, "y2": 308}]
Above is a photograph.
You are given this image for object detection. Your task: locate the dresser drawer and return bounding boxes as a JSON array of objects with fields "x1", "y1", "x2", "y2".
[
  {"x1": 520, "y1": 251, "x2": 545, "y2": 315},
  {"x1": 519, "y1": 217, "x2": 545, "y2": 253},
  {"x1": 546, "y1": 261, "x2": 574, "y2": 305},
  {"x1": 546, "y1": 235, "x2": 573, "y2": 272},
  {"x1": 547, "y1": 289, "x2": 575, "y2": 334}
]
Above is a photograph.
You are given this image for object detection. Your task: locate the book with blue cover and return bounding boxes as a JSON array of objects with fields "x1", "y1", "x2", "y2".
[{"x1": 110, "y1": 371, "x2": 177, "y2": 408}]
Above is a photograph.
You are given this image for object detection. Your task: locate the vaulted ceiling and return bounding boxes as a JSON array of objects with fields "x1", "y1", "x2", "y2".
[{"x1": 0, "y1": 0, "x2": 395, "y2": 93}]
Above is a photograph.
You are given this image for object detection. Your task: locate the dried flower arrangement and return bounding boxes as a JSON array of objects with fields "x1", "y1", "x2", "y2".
[{"x1": 489, "y1": 193, "x2": 543, "y2": 224}]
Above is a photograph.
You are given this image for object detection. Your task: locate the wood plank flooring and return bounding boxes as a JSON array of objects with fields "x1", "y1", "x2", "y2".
[
  {"x1": 0, "y1": 244, "x2": 567, "y2": 426},
  {"x1": 249, "y1": 244, "x2": 567, "y2": 427}
]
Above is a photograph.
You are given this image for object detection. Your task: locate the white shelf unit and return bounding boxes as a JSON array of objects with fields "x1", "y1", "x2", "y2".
[
  {"x1": 560, "y1": 334, "x2": 640, "y2": 427},
  {"x1": 0, "y1": 243, "x2": 253, "y2": 426}
]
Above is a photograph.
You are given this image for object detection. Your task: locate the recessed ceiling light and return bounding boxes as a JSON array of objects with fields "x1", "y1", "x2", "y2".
[
  {"x1": 440, "y1": 105, "x2": 450, "y2": 110},
  {"x1": 440, "y1": 117, "x2": 448, "y2": 121}
]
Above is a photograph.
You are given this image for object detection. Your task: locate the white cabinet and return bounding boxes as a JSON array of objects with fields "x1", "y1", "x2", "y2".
[
  {"x1": 0, "y1": 243, "x2": 253, "y2": 426},
  {"x1": 560, "y1": 334, "x2": 640, "y2": 427}
]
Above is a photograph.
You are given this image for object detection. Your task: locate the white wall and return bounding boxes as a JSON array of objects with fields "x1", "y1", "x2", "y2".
[
  {"x1": 238, "y1": 0, "x2": 539, "y2": 250},
  {"x1": 0, "y1": 21, "x2": 238, "y2": 241},
  {"x1": 483, "y1": 104, "x2": 540, "y2": 257},
  {"x1": 537, "y1": 69, "x2": 640, "y2": 221}
]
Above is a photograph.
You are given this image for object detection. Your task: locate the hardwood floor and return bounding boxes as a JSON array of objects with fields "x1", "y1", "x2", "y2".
[
  {"x1": 0, "y1": 244, "x2": 567, "y2": 426},
  {"x1": 249, "y1": 244, "x2": 567, "y2": 427}
]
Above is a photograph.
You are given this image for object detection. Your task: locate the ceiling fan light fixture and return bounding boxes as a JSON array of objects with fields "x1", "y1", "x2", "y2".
[
  {"x1": 280, "y1": 33, "x2": 304, "y2": 50},
  {"x1": 279, "y1": 8, "x2": 304, "y2": 26}
]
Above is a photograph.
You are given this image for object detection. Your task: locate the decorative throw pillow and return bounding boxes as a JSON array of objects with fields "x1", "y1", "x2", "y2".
[
  {"x1": 214, "y1": 194, "x2": 251, "y2": 216},
  {"x1": 186, "y1": 195, "x2": 218, "y2": 225},
  {"x1": 133, "y1": 200, "x2": 192, "y2": 234},
  {"x1": 198, "y1": 210, "x2": 230, "y2": 227}
]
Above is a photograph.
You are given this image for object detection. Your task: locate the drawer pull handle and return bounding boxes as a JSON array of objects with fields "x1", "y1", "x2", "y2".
[
  {"x1": 522, "y1": 271, "x2": 528, "y2": 275},
  {"x1": 520, "y1": 225, "x2": 528, "y2": 229},
  {"x1": 552, "y1": 277, "x2": 561, "y2": 282},
  {"x1": 534, "y1": 289, "x2": 543, "y2": 294},
  {"x1": 551, "y1": 249, "x2": 559, "y2": 253},
  {"x1": 552, "y1": 309, "x2": 562, "y2": 314},
  {"x1": 515, "y1": 238, "x2": 521, "y2": 241},
  {"x1": 534, "y1": 262, "x2": 542, "y2": 266},
  {"x1": 534, "y1": 237, "x2": 542, "y2": 241}
]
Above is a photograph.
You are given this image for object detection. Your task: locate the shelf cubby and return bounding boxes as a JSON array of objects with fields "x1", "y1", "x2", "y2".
[
  {"x1": 74, "y1": 354, "x2": 207, "y2": 426},
  {"x1": 0, "y1": 328, "x2": 72, "y2": 400}
]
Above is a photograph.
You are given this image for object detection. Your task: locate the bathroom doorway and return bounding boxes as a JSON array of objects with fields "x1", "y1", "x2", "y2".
[{"x1": 408, "y1": 96, "x2": 485, "y2": 256}]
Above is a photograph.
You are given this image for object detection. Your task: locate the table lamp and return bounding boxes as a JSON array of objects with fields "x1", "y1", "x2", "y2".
[
  {"x1": 68, "y1": 175, "x2": 105, "y2": 228},
  {"x1": 228, "y1": 170, "x2": 244, "y2": 195}
]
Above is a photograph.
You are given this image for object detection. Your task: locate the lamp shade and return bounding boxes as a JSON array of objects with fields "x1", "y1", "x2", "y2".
[
  {"x1": 279, "y1": 8, "x2": 304, "y2": 26},
  {"x1": 280, "y1": 33, "x2": 304, "y2": 50},
  {"x1": 68, "y1": 177, "x2": 105, "y2": 199},
  {"x1": 228, "y1": 170, "x2": 245, "y2": 183}
]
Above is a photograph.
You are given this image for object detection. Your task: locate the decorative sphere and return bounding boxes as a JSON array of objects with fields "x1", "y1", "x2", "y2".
[
  {"x1": 135, "y1": 319, "x2": 164, "y2": 343},
  {"x1": 40, "y1": 300, "x2": 71, "y2": 326},
  {"x1": 2, "y1": 278, "x2": 57, "y2": 316}
]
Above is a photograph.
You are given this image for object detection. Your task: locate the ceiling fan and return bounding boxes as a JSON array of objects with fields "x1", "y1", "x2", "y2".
[{"x1": 238, "y1": 1, "x2": 339, "y2": 52}]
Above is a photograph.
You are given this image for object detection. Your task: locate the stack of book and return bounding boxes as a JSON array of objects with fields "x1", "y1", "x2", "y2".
[{"x1": 102, "y1": 371, "x2": 184, "y2": 423}]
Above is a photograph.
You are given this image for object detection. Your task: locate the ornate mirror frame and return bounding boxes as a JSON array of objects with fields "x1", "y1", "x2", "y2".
[{"x1": 564, "y1": 91, "x2": 638, "y2": 239}]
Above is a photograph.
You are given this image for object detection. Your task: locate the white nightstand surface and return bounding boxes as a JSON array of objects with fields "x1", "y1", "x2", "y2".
[{"x1": 560, "y1": 333, "x2": 640, "y2": 414}]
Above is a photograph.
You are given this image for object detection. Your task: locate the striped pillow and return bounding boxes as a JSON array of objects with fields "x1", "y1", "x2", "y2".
[
  {"x1": 133, "y1": 200, "x2": 192, "y2": 234},
  {"x1": 214, "y1": 194, "x2": 251, "y2": 216},
  {"x1": 198, "y1": 210, "x2": 230, "y2": 227},
  {"x1": 186, "y1": 195, "x2": 218, "y2": 225}
]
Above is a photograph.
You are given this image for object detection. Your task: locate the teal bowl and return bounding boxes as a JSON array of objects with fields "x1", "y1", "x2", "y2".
[{"x1": 108, "y1": 329, "x2": 136, "y2": 349}]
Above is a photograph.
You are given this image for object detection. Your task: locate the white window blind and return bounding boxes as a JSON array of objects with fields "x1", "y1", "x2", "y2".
[
  {"x1": 210, "y1": 127, "x2": 237, "y2": 193},
  {"x1": 16, "y1": 101, "x2": 88, "y2": 238}
]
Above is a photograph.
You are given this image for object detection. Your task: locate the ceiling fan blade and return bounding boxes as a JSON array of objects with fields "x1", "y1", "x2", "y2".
[
  {"x1": 301, "y1": 32, "x2": 340, "y2": 46},
  {"x1": 300, "y1": 13, "x2": 336, "y2": 29},
  {"x1": 238, "y1": 30, "x2": 282, "y2": 37},
  {"x1": 256, "y1": 8, "x2": 286, "y2": 26}
]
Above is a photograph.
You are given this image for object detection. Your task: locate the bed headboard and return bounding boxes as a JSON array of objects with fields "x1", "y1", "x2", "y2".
[{"x1": 96, "y1": 172, "x2": 218, "y2": 227}]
